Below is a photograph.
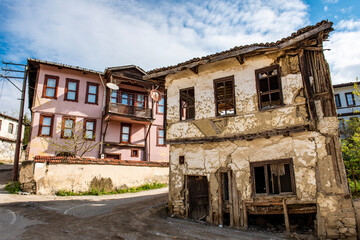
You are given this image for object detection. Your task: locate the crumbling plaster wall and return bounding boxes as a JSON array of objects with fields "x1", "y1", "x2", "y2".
[{"x1": 165, "y1": 54, "x2": 308, "y2": 140}]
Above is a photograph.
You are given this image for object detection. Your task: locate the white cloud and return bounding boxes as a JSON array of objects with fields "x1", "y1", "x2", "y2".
[
  {"x1": 324, "y1": 19, "x2": 360, "y2": 84},
  {"x1": 324, "y1": 6, "x2": 328, "y2": 12},
  {"x1": 0, "y1": 0, "x2": 310, "y2": 112}
]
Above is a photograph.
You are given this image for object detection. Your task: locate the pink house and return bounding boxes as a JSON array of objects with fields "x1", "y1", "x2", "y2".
[{"x1": 27, "y1": 59, "x2": 168, "y2": 162}]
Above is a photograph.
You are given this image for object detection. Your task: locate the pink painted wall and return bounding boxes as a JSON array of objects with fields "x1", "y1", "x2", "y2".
[{"x1": 29, "y1": 64, "x2": 104, "y2": 159}]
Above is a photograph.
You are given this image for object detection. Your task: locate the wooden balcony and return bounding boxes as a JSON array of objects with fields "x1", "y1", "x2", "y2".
[{"x1": 106, "y1": 103, "x2": 153, "y2": 121}]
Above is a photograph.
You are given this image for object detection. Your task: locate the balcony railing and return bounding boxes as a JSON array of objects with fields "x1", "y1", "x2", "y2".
[{"x1": 107, "y1": 103, "x2": 152, "y2": 119}]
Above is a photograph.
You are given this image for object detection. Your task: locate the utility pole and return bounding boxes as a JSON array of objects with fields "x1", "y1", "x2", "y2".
[{"x1": 1, "y1": 61, "x2": 27, "y2": 181}]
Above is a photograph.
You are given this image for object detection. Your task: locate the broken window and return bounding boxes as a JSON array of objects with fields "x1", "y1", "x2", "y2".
[
  {"x1": 334, "y1": 94, "x2": 341, "y2": 108},
  {"x1": 255, "y1": 65, "x2": 283, "y2": 110},
  {"x1": 251, "y1": 159, "x2": 295, "y2": 195},
  {"x1": 180, "y1": 88, "x2": 195, "y2": 120},
  {"x1": 214, "y1": 76, "x2": 235, "y2": 116}
]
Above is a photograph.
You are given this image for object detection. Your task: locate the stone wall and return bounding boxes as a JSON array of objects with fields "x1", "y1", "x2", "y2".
[{"x1": 19, "y1": 156, "x2": 169, "y2": 195}]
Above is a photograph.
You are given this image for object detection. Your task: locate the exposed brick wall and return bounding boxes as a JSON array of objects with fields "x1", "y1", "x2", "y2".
[{"x1": 34, "y1": 156, "x2": 169, "y2": 167}]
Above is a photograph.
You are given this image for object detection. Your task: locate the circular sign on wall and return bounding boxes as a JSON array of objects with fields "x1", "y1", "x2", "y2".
[{"x1": 150, "y1": 89, "x2": 162, "y2": 102}]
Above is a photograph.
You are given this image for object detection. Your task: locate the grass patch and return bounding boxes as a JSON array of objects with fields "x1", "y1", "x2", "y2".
[
  {"x1": 56, "y1": 182, "x2": 167, "y2": 196},
  {"x1": 5, "y1": 181, "x2": 21, "y2": 194}
]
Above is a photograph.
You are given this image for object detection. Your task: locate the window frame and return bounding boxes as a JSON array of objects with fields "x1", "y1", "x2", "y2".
[
  {"x1": 131, "y1": 149, "x2": 139, "y2": 157},
  {"x1": 64, "y1": 78, "x2": 80, "y2": 102},
  {"x1": 157, "y1": 128, "x2": 166, "y2": 146},
  {"x1": 180, "y1": 87, "x2": 195, "y2": 121},
  {"x1": 42, "y1": 75, "x2": 59, "y2": 99},
  {"x1": 85, "y1": 82, "x2": 100, "y2": 105},
  {"x1": 334, "y1": 94, "x2": 341, "y2": 108},
  {"x1": 255, "y1": 65, "x2": 283, "y2": 110},
  {"x1": 84, "y1": 119, "x2": 96, "y2": 141},
  {"x1": 120, "y1": 123, "x2": 131, "y2": 144},
  {"x1": 8, "y1": 123, "x2": 14, "y2": 134},
  {"x1": 61, "y1": 116, "x2": 76, "y2": 139},
  {"x1": 38, "y1": 114, "x2": 54, "y2": 137},
  {"x1": 345, "y1": 92, "x2": 356, "y2": 106},
  {"x1": 250, "y1": 158, "x2": 296, "y2": 197},
  {"x1": 157, "y1": 97, "x2": 165, "y2": 115},
  {"x1": 214, "y1": 76, "x2": 236, "y2": 117}
]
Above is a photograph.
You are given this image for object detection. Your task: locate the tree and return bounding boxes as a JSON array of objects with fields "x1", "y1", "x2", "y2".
[
  {"x1": 340, "y1": 79, "x2": 360, "y2": 196},
  {"x1": 42, "y1": 119, "x2": 101, "y2": 158}
]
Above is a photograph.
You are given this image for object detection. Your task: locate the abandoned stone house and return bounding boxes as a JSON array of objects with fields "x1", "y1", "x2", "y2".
[{"x1": 145, "y1": 20, "x2": 358, "y2": 239}]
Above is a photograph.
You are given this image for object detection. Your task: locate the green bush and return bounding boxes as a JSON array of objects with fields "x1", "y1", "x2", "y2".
[
  {"x1": 55, "y1": 182, "x2": 167, "y2": 196},
  {"x1": 348, "y1": 178, "x2": 360, "y2": 197},
  {"x1": 5, "y1": 181, "x2": 21, "y2": 194}
]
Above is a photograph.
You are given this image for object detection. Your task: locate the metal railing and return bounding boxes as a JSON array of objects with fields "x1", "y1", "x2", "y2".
[{"x1": 107, "y1": 103, "x2": 152, "y2": 119}]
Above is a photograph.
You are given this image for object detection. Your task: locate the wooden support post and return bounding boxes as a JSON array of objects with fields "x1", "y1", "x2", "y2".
[
  {"x1": 218, "y1": 172, "x2": 223, "y2": 226},
  {"x1": 283, "y1": 199, "x2": 290, "y2": 234},
  {"x1": 228, "y1": 171, "x2": 234, "y2": 227},
  {"x1": 243, "y1": 201, "x2": 248, "y2": 229}
]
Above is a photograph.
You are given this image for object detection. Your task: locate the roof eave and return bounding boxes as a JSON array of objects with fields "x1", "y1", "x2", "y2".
[{"x1": 144, "y1": 22, "x2": 333, "y2": 81}]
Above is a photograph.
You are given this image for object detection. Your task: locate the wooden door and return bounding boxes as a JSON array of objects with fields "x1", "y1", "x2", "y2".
[{"x1": 188, "y1": 176, "x2": 209, "y2": 220}]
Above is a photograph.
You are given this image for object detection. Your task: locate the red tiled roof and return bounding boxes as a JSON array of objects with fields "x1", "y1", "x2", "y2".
[
  {"x1": 34, "y1": 156, "x2": 169, "y2": 167},
  {"x1": 146, "y1": 20, "x2": 333, "y2": 76},
  {"x1": 333, "y1": 81, "x2": 359, "y2": 88}
]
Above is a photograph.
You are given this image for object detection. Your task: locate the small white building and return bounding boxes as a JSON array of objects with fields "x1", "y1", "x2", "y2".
[
  {"x1": 0, "y1": 113, "x2": 24, "y2": 162},
  {"x1": 333, "y1": 82, "x2": 360, "y2": 121}
]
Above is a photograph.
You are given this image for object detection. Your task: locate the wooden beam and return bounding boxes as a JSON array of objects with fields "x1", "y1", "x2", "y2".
[
  {"x1": 189, "y1": 66, "x2": 199, "y2": 74},
  {"x1": 167, "y1": 125, "x2": 307, "y2": 145},
  {"x1": 243, "y1": 201, "x2": 248, "y2": 229},
  {"x1": 283, "y1": 199, "x2": 291, "y2": 234},
  {"x1": 235, "y1": 55, "x2": 244, "y2": 65}
]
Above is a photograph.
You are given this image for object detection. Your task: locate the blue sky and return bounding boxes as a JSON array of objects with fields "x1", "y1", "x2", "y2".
[{"x1": 0, "y1": 0, "x2": 359, "y2": 114}]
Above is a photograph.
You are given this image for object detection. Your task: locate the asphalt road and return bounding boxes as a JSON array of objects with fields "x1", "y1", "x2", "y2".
[{"x1": 0, "y1": 165, "x2": 289, "y2": 240}]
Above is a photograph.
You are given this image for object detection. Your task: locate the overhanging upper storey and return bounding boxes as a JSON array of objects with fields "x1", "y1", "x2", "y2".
[
  {"x1": 144, "y1": 20, "x2": 333, "y2": 83},
  {"x1": 104, "y1": 65, "x2": 155, "y2": 123}
]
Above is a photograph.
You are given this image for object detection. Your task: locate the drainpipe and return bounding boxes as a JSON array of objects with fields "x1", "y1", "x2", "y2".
[{"x1": 98, "y1": 74, "x2": 106, "y2": 158}]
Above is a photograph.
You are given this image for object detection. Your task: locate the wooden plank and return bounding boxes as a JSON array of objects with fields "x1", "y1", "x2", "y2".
[
  {"x1": 243, "y1": 201, "x2": 248, "y2": 229},
  {"x1": 218, "y1": 172, "x2": 223, "y2": 226},
  {"x1": 283, "y1": 199, "x2": 291, "y2": 234},
  {"x1": 228, "y1": 171, "x2": 234, "y2": 227}
]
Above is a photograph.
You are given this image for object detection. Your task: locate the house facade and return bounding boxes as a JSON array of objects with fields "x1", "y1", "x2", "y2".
[
  {"x1": 145, "y1": 21, "x2": 357, "y2": 239},
  {"x1": 333, "y1": 82, "x2": 360, "y2": 121},
  {"x1": 27, "y1": 59, "x2": 168, "y2": 162},
  {"x1": 0, "y1": 113, "x2": 25, "y2": 162}
]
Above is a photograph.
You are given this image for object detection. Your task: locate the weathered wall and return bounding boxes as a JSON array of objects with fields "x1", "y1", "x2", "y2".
[
  {"x1": 20, "y1": 160, "x2": 169, "y2": 195},
  {"x1": 165, "y1": 51, "x2": 357, "y2": 239},
  {"x1": 165, "y1": 55, "x2": 308, "y2": 140}
]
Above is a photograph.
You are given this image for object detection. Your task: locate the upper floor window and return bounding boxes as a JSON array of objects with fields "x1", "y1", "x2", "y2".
[
  {"x1": 180, "y1": 88, "x2": 195, "y2": 120},
  {"x1": 42, "y1": 75, "x2": 59, "y2": 99},
  {"x1": 39, "y1": 114, "x2": 54, "y2": 137},
  {"x1": 8, "y1": 123, "x2": 14, "y2": 134},
  {"x1": 0, "y1": 119, "x2": 2, "y2": 131},
  {"x1": 251, "y1": 159, "x2": 295, "y2": 196},
  {"x1": 113, "y1": 90, "x2": 146, "y2": 108},
  {"x1": 110, "y1": 90, "x2": 118, "y2": 103},
  {"x1": 345, "y1": 92, "x2": 355, "y2": 106},
  {"x1": 84, "y1": 119, "x2": 96, "y2": 140},
  {"x1": 61, "y1": 117, "x2": 75, "y2": 138},
  {"x1": 157, "y1": 97, "x2": 165, "y2": 114},
  {"x1": 335, "y1": 94, "x2": 341, "y2": 108},
  {"x1": 214, "y1": 76, "x2": 235, "y2": 116},
  {"x1": 255, "y1": 65, "x2": 283, "y2": 110},
  {"x1": 86, "y1": 82, "x2": 99, "y2": 104},
  {"x1": 65, "y1": 79, "x2": 79, "y2": 102},
  {"x1": 120, "y1": 123, "x2": 131, "y2": 143},
  {"x1": 157, "y1": 128, "x2": 165, "y2": 146}
]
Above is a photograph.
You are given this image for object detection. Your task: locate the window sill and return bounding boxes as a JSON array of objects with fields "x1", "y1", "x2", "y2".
[
  {"x1": 253, "y1": 193, "x2": 296, "y2": 199},
  {"x1": 85, "y1": 102, "x2": 99, "y2": 105}
]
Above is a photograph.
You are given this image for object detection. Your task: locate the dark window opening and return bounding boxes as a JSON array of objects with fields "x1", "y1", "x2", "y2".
[
  {"x1": 105, "y1": 154, "x2": 120, "y2": 160},
  {"x1": 8, "y1": 123, "x2": 14, "y2": 134},
  {"x1": 335, "y1": 94, "x2": 341, "y2": 108},
  {"x1": 252, "y1": 159, "x2": 295, "y2": 196},
  {"x1": 223, "y1": 212, "x2": 231, "y2": 226},
  {"x1": 214, "y1": 76, "x2": 235, "y2": 116},
  {"x1": 256, "y1": 65, "x2": 283, "y2": 110},
  {"x1": 221, "y1": 172, "x2": 229, "y2": 201},
  {"x1": 289, "y1": 213, "x2": 316, "y2": 234},
  {"x1": 180, "y1": 88, "x2": 195, "y2": 120},
  {"x1": 179, "y1": 156, "x2": 185, "y2": 165}
]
